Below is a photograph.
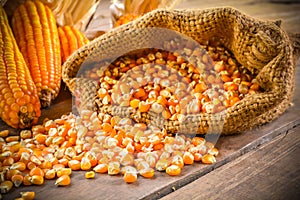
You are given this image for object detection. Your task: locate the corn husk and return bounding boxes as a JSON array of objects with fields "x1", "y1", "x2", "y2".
[
  {"x1": 3, "y1": 0, "x2": 100, "y2": 32},
  {"x1": 110, "y1": 0, "x2": 182, "y2": 26},
  {"x1": 43, "y1": 0, "x2": 100, "y2": 32}
]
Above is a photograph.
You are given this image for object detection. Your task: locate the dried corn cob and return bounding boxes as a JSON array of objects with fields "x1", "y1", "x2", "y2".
[
  {"x1": 11, "y1": 0, "x2": 61, "y2": 108},
  {"x1": 0, "y1": 7, "x2": 41, "y2": 129},
  {"x1": 58, "y1": 25, "x2": 89, "y2": 63}
]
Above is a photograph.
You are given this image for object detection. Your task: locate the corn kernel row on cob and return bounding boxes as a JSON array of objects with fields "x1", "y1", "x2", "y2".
[
  {"x1": 58, "y1": 25, "x2": 89, "y2": 63},
  {"x1": 11, "y1": 0, "x2": 61, "y2": 108},
  {"x1": 0, "y1": 7, "x2": 41, "y2": 129}
]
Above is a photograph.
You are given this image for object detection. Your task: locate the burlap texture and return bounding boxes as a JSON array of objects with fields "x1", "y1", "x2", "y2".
[{"x1": 62, "y1": 7, "x2": 300, "y2": 135}]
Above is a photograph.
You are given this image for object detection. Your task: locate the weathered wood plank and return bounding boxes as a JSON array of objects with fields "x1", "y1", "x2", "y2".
[{"x1": 161, "y1": 125, "x2": 300, "y2": 200}]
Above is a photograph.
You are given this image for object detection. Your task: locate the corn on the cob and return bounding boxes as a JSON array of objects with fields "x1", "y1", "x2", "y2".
[
  {"x1": 58, "y1": 25, "x2": 89, "y2": 63},
  {"x1": 12, "y1": 0, "x2": 61, "y2": 108},
  {"x1": 0, "y1": 7, "x2": 41, "y2": 129}
]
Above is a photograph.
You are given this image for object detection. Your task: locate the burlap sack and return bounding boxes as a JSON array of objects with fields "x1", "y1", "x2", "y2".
[{"x1": 62, "y1": 7, "x2": 300, "y2": 135}]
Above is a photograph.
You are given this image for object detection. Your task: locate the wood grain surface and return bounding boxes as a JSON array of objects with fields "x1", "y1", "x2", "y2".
[
  {"x1": 161, "y1": 126, "x2": 300, "y2": 200},
  {"x1": 1, "y1": 0, "x2": 300, "y2": 200}
]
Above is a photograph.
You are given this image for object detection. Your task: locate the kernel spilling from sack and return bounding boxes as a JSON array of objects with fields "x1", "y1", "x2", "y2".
[{"x1": 63, "y1": 8, "x2": 300, "y2": 135}]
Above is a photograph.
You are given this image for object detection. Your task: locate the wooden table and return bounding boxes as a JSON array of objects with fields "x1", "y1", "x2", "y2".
[{"x1": 1, "y1": 0, "x2": 300, "y2": 199}]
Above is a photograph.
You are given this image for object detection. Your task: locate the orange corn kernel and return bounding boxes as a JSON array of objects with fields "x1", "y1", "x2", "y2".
[
  {"x1": 201, "y1": 154, "x2": 217, "y2": 164},
  {"x1": 29, "y1": 166, "x2": 44, "y2": 177},
  {"x1": 34, "y1": 133, "x2": 47, "y2": 144},
  {"x1": 171, "y1": 155, "x2": 184, "y2": 169},
  {"x1": 68, "y1": 160, "x2": 81, "y2": 171},
  {"x1": 20, "y1": 191, "x2": 35, "y2": 200},
  {"x1": 123, "y1": 171, "x2": 137, "y2": 183},
  {"x1": 183, "y1": 152, "x2": 194, "y2": 165},
  {"x1": 52, "y1": 163, "x2": 65, "y2": 170},
  {"x1": 192, "y1": 137, "x2": 205, "y2": 146},
  {"x1": 10, "y1": 162, "x2": 26, "y2": 171},
  {"x1": 0, "y1": 130, "x2": 9, "y2": 137},
  {"x1": 0, "y1": 180, "x2": 13, "y2": 193},
  {"x1": 81, "y1": 157, "x2": 92, "y2": 171},
  {"x1": 139, "y1": 168, "x2": 155, "y2": 178},
  {"x1": 93, "y1": 163, "x2": 108, "y2": 173},
  {"x1": 29, "y1": 175, "x2": 44, "y2": 185},
  {"x1": 138, "y1": 101, "x2": 151, "y2": 112},
  {"x1": 5, "y1": 136, "x2": 20, "y2": 142},
  {"x1": 23, "y1": 175, "x2": 32, "y2": 186},
  {"x1": 11, "y1": 174, "x2": 24, "y2": 187},
  {"x1": 45, "y1": 169, "x2": 56, "y2": 180},
  {"x1": 166, "y1": 165, "x2": 181, "y2": 176},
  {"x1": 55, "y1": 175, "x2": 71, "y2": 186},
  {"x1": 56, "y1": 168, "x2": 72, "y2": 177}
]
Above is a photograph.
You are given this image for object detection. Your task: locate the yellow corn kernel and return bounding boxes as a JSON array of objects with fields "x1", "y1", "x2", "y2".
[
  {"x1": 29, "y1": 166, "x2": 44, "y2": 177},
  {"x1": 20, "y1": 191, "x2": 35, "y2": 200},
  {"x1": 0, "y1": 180, "x2": 13, "y2": 193},
  {"x1": 208, "y1": 147, "x2": 219, "y2": 157},
  {"x1": 108, "y1": 162, "x2": 120, "y2": 175},
  {"x1": 68, "y1": 160, "x2": 81, "y2": 171},
  {"x1": 10, "y1": 161, "x2": 26, "y2": 171},
  {"x1": 45, "y1": 169, "x2": 56, "y2": 179},
  {"x1": 0, "y1": 130, "x2": 9, "y2": 138},
  {"x1": 201, "y1": 154, "x2": 216, "y2": 164},
  {"x1": 5, "y1": 169, "x2": 22, "y2": 180},
  {"x1": 20, "y1": 130, "x2": 32, "y2": 139},
  {"x1": 85, "y1": 171, "x2": 95, "y2": 179},
  {"x1": 56, "y1": 168, "x2": 72, "y2": 177},
  {"x1": 129, "y1": 99, "x2": 140, "y2": 108},
  {"x1": 155, "y1": 159, "x2": 170, "y2": 171},
  {"x1": 5, "y1": 136, "x2": 20, "y2": 143},
  {"x1": 80, "y1": 157, "x2": 91, "y2": 171},
  {"x1": 34, "y1": 133, "x2": 47, "y2": 144},
  {"x1": 171, "y1": 155, "x2": 184, "y2": 169},
  {"x1": 139, "y1": 168, "x2": 155, "y2": 178},
  {"x1": 55, "y1": 175, "x2": 71, "y2": 186},
  {"x1": 30, "y1": 175, "x2": 44, "y2": 185},
  {"x1": 166, "y1": 165, "x2": 181, "y2": 176}
]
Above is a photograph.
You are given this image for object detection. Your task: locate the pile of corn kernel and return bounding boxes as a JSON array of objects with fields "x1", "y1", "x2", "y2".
[
  {"x1": 0, "y1": 109, "x2": 218, "y2": 198},
  {"x1": 88, "y1": 38, "x2": 261, "y2": 125}
]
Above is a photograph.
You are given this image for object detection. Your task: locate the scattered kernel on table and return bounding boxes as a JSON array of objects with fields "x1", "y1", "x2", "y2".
[{"x1": 0, "y1": 109, "x2": 219, "y2": 195}]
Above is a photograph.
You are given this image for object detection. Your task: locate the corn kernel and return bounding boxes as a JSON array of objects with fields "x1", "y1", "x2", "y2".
[
  {"x1": 93, "y1": 163, "x2": 108, "y2": 173},
  {"x1": 20, "y1": 191, "x2": 35, "y2": 200},
  {"x1": 55, "y1": 175, "x2": 71, "y2": 186},
  {"x1": 201, "y1": 154, "x2": 216, "y2": 164},
  {"x1": 166, "y1": 164, "x2": 181, "y2": 176},
  {"x1": 139, "y1": 168, "x2": 155, "y2": 178},
  {"x1": 0, "y1": 180, "x2": 13, "y2": 193},
  {"x1": 85, "y1": 171, "x2": 95, "y2": 179},
  {"x1": 56, "y1": 168, "x2": 72, "y2": 177},
  {"x1": 29, "y1": 175, "x2": 44, "y2": 185}
]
